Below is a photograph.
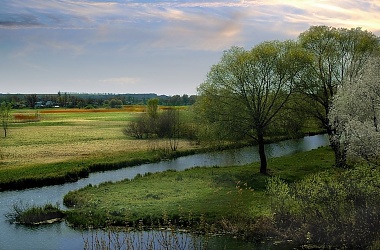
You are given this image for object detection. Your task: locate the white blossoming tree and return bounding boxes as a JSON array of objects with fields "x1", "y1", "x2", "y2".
[{"x1": 329, "y1": 55, "x2": 380, "y2": 166}]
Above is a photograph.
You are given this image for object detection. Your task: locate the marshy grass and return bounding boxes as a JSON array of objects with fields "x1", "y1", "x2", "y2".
[
  {"x1": 81, "y1": 212, "x2": 210, "y2": 250},
  {"x1": 82, "y1": 228, "x2": 208, "y2": 250},
  {"x1": 5, "y1": 202, "x2": 64, "y2": 225}
]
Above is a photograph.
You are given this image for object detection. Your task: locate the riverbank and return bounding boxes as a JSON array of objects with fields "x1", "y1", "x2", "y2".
[
  {"x1": 0, "y1": 134, "x2": 324, "y2": 191},
  {"x1": 0, "y1": 146, "x2": 201, "y2": 191},
  {"x1": 63, "y1": 147, "x2": 335, "y2": 235},
  {"x1": 0, "y1": 108, "x2": 324, "y2": 191}
]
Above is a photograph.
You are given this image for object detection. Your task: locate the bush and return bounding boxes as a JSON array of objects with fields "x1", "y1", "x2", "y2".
[
  {"x1": 124, "y1": 109, "x2": 183, "y2": 149},
  {"x1": 84, "y1": 105, "x2": 95, "y2": 109},
  {"x1": 267, "y1": 165, "x2": 380, "y2": 248}
]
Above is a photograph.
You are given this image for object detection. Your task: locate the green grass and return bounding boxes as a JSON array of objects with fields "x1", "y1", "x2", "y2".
[{"x1": 64, "y1": 147, "x2": 335, "y2": 228}]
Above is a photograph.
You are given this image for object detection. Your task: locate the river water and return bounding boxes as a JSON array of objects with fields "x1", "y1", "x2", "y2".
[{"x1": 0, "y1": 134, "x2": 328, "y2": 250}]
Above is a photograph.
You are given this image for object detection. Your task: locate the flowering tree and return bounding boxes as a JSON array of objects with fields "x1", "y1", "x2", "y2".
[
  {"x1": 298, "y1": 26, "x2": 379, "y2": 165},
  {"x1": 329, "y1": 55, "x2": 380, "y2": 166}
]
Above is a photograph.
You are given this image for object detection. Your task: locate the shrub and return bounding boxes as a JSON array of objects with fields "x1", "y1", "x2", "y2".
[
  {"x1": 267, "y1": 165, "x2": 380, "y2": 248},
  {"x1": 84, "y1": 105, "x2": 95, "y2": 109}
]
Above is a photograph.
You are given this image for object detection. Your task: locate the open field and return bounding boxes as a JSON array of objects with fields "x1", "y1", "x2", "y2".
[
  {"x1": 0, "y1": 107, "x2": 199, "y2": 190},
  {"x1": 63, "y1": 147, "x2": 335, "y2": 228}
]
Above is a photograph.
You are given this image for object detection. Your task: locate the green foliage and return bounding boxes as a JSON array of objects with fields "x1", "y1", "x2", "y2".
[
  {"x1": 196, "y1": 41, "x2": 313, "y2": 174},
  {"x1": 267, "y1": 165, "x2": 380, "y2": 248},
  {"x1": 108, "y1": 98, "x2": 123, "y2": 108},
  {"x1": 125, "y1": 108, "x2": 183, "y2": 151},
  {"x1": 147, "y1": 98, "x2": 159, "y2": 119},
  {"x1": 0, "y1": 93, "x2": 196, "y2": 109},
  {"x1": 84, "y1": 104, "x2": 95, "y2": 109},
  {"x1": 0, "y1": 101, "x2": 12, "y2": 137}
]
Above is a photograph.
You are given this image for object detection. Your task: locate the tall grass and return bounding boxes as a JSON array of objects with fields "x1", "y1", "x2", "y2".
[{"x1": 80, "y1": 211, "x2": 210, "y2": 250}]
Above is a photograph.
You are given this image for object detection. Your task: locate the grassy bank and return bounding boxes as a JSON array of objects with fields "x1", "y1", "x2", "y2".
[{"x1": 63, "y1": 147, "x2": 335, "y2": 231}]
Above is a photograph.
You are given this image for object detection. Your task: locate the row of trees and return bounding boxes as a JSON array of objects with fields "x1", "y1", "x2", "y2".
[
  {"x1": 0, "y1": 93, "x2": 197, "y2": 109},
  {"x1": 195, "y1": 25, "x2": 380, "y2": 174}
]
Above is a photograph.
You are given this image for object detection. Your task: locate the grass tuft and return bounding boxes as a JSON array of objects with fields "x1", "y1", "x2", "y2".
[{"x1": 5, "y1": 202, "x2": 65, "y2": 225}]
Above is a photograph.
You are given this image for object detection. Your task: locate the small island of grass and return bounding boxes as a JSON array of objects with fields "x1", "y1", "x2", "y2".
[{"x1": 63, "y1": 147, "x2": 334, "y2": 234}]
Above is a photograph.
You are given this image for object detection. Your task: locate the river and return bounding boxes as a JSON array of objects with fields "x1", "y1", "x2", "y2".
[{"x1": 0, "y1": 134, "x2": 329, "y2": 250}]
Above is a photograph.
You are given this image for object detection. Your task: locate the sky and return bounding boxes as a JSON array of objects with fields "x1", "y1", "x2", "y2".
[{"x1": 1, "y1": 1, "x2": 379, "y2": 96}]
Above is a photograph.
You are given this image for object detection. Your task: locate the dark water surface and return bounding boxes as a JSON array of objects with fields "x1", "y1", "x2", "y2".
[{"x1": 0, "y1": 134, "x2": 328, "y2": 250}]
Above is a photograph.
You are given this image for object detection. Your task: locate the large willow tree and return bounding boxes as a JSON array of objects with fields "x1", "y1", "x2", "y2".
[{"x1": 196, "y1": 41, "x2": 312, "y2": 174}]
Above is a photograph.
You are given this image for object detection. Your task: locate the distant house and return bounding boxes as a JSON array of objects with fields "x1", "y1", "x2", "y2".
[
  {"x1": 34, "y1": 101, "x2": 44, "y2": 108},
  {"x1": 45, "y1": 101, "x2": 54, "y2": 107}
]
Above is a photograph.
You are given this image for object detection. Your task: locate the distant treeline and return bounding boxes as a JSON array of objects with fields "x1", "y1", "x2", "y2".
[{"x1": 0, "y1": 92, "x2": 197, "y2": 109}]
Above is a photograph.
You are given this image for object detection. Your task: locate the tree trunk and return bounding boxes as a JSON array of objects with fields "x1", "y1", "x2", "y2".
[
  {"x1": 258, "y1": 131, "x2": 267, "y2": 174},
  {"x1": 328, "y1": 128, "x2": 347, "y2": 168}
]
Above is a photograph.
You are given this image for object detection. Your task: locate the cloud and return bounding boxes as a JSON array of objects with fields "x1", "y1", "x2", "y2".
[
  {"x1": 2, "y1": 1, "x2": 379, "y2": 50},
  {"x1": 149, "y1": 9, "x2": 245, "y2": 51},
  {"x1": 245, "y1": 0, "x2": 380, "y2": 34},
  {"x1": 0, "y1": 13, "x2": 41, "y2": 27}
]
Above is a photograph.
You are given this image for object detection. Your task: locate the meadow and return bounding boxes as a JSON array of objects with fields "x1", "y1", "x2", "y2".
[
  {"x1": 0, "y1": 107, "x2": 199, "y2": 190},
  {"x1": 7, "y1": 107, "x2": 373, "y2": 248}
]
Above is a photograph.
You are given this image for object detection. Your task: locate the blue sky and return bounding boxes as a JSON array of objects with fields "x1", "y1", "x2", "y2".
[{"x1": 1, "y1": 0, "x2": 379, "y2": 95}]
